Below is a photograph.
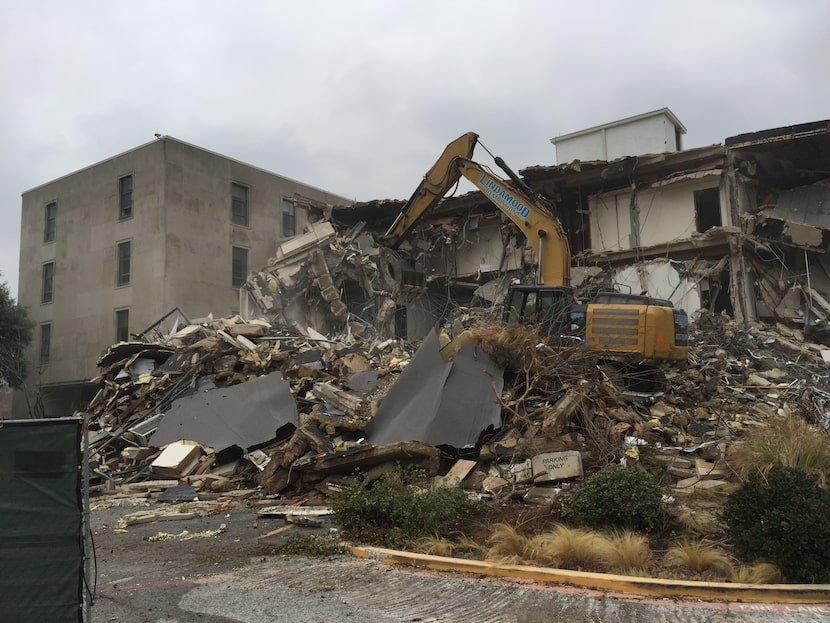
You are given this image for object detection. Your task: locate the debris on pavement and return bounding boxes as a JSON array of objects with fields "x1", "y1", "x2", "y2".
[{"x1": 147, "y1": 525, "x2": 227, "y2": 541}]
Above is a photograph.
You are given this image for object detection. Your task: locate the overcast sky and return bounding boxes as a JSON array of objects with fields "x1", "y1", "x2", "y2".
[{"x1": 2, "y1": 1, "x2": 828, "y2": 299}]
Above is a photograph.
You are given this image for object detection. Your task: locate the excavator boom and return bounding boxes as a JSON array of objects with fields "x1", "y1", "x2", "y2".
[
  {"x1": 384, "y1": 132, "x2": 570, "y2": 286},
  {"x1": 384, "y1": 132, "x2": 478, "y2": 247},
  {"x1": 456, "y1": 160, "x2": 570, "y2": 287}
]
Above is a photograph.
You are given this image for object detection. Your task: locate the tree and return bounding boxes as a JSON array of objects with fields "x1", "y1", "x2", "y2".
[{"x1": 0, "y1": 278, "x2": 33, "y2": 389}]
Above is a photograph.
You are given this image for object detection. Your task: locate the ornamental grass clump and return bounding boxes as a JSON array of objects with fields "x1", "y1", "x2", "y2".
[
  {"x1": 728, "y1": 416, "x2": 830, "y2": 487},
  {"x1": 599, "y1": 531, "x2": 652, "y2": 575},
  {"x1": 663, "y1": 538, "x2": 732, "y2": 578}
]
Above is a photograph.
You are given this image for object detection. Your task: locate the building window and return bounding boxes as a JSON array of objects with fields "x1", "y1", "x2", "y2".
[
  {"x1": 116, "y1": 309, "x2": 129, "y2": 342},
  {"x1": 282, "y1": 199, "x2": 296, "y2": 237},
  {"x1": 40, "y1": 323, "x2": 51, "y2": 363},
  {"x1": 44, "y1": 202, "x2": 57, "y2": 242},
  {"x1": 231, "y1": 183, "x2": 249, "y2": 226},
  {"x1": 232, "y1": 246, "x2": 248, "y2": 287},
  {"x1": 694, "y1": 187, "x2": 721, "y2": 233},
  {"x1": 119, "y1": 174, "x2": 133, "y2": 220},
  {"x1": 42, "y1": 262, "x2": 54, "y2": 304},
  {"x1": 117, "y1": 240, "x2": 131, "y2": 286}
]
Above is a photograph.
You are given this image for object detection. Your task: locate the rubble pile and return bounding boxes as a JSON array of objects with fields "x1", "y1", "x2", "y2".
[
  {"x1": 241, "y1": 219, "x2": 435, "y2": 340},
  {"x1": 74, "y1": 122, "x2": 830, "y2": 543},
  {"x1": 82, "y1": 304, "x2": 830, "y2": 509},
  {"x1": 84, "y1": 314, "x2": 410, "y2": 494}
]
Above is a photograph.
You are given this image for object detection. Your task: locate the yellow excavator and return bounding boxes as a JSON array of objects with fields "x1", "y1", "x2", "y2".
[{"x1": 384, "y1": 132, "x2": 689, "y2": 384}]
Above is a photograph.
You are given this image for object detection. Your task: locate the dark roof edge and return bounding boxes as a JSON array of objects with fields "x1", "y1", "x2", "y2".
[{"x1": 725, "y1": 120, "x2": 830, "y2": 148}]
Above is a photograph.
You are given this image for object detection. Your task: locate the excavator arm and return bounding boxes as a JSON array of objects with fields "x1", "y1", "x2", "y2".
[
  {"x1": 384, "y1": 132, "x2": 478, "y2": 247},
  {"x1": 455, "y1": 159, "x2": 570, "y2": 287},
  {"x1": 384, "y1": 132, "x2": 571, "y2": 286}
]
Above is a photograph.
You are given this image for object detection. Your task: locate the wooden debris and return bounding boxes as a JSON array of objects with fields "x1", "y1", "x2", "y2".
[
  {"x1": 257, "y1": 525, "x2": 296, "y2": 540},
  {"x1": 312, "y1": 382, "x2": 364, "y2": 413},
  {"x1": 257, "y1": 505, "x2": 333, "y2": 518},
  {"x1": 434, "y1": 459, "x2": 477, "y2": 488},
  {"x1": 540, "y1": 388, "x2": 586, "y2": 436}
]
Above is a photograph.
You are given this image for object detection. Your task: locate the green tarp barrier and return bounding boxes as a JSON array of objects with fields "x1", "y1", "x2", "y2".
[{"x1": 0, "y1": 418, "x2": 83, "y2": 622}]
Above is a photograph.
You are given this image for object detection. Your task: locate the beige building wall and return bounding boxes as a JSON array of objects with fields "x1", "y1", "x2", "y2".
[
  {"x1": 589, "y1": 178, "x2": 725, "y2": 252},
  {"x1": 15, "y1": 137, "x2": 349, "y2": 417}
]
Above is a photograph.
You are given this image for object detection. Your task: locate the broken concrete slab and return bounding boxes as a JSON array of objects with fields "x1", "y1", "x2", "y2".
[
  {"x1": 345, "y1": 369, "x2": 385, "y2": 395},
  {"x1": 435, "y1": 459, "x2": 477, "y2": 488},
  {"x1": 672, "y1": 477, "x2": 732, "y2": 493},
  {"x1": 274, "y1": 220, "x2": 336, "y2": 263},
  {"x1": 498, "y1": 459, "x2": 533, "y2": 485},
  {"x1": 523, "y1": 486, "x2": 561, "y2": 505},
  {"x1": 482, "y1": 475, "x2": 510, "y2": 495}
]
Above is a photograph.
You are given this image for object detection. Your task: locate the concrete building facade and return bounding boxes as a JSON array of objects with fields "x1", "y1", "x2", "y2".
[{"x1": 15, "y1": 136, "x2": 350, "y2": 418}]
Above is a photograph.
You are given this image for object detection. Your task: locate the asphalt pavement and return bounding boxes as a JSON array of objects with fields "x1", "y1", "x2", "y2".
[{"x1": 88, "y1": 499, "x2": 830, "y2": 623}]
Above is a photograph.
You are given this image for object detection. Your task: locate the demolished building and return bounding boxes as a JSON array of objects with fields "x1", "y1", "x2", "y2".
[
  {"x1": 236, "y1": 116, "x2": 830, "y2": 351},
  {"x1": 79, "y1": 113, "x2": 830, "y2": 515},
  {"x1": 525, "y1": 118, "x2": 830, "y2": 338}
]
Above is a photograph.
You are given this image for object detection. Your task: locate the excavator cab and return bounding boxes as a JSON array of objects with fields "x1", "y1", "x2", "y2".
[{"x1": 503, "y1": 285, "x2": 577, "y2": 340}]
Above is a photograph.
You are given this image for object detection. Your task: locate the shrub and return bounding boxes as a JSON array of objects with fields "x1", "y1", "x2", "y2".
[
  {"x1": 331, "y1": 467, "x2": 474, "y2": 549},
  {"x1": 271, "y1": 533, "x2": 347, "y2": 557},
  {"x1": 721, "y1": 467, "x2": 830, "y2": 583},
  {"x1": 561, "y1": 466, "x2": 664, "y2": 531}
]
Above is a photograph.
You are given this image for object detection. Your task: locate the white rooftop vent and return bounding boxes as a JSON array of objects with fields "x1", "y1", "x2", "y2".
[{"x1": 551, "y1": 107, "x2": 686, "y2": 164}]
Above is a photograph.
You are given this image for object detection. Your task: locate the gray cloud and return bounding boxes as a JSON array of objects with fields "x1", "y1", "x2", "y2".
[{"x1": 2, "y1": 0, "x2": 828, "y2": 298}]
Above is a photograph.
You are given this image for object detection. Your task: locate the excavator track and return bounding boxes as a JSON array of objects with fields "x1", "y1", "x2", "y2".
[{"x1": 599, "y1": 360, "x2": 668, "y2": 396}]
